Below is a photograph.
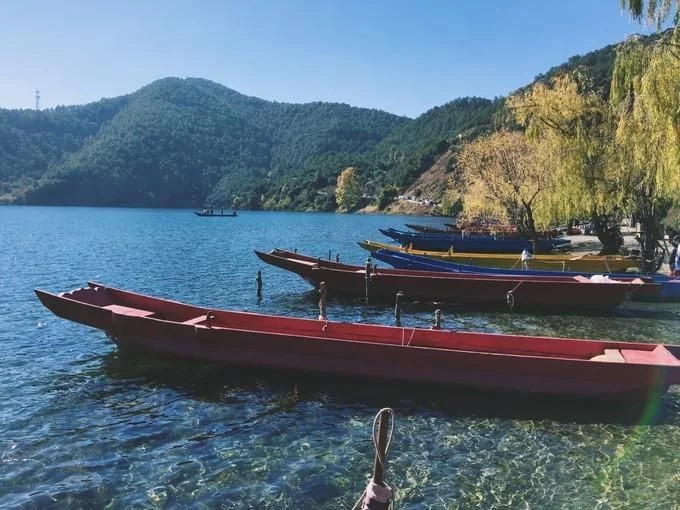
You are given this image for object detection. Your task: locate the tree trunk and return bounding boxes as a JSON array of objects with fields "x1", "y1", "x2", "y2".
[
  {"x1": 592, "y1": 213, "x2": 623, "y2": 255},
  {"x1": 636, "y1": 202, "x2": 671, "y2": 273},
  {"x1": 524, "y1": 202, "x2": 538, "y2": 243},
  {"x1": 638, "y1": 216, "x2": 660, "y2": 273}
]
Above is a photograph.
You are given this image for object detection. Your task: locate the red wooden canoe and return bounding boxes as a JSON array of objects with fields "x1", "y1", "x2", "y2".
[
  {"x1": 254, "y1": 250, "x2": 652, "y2": 312},
  {"x1": 35, "y1": 283, "x2": 680, "y2": 400}
]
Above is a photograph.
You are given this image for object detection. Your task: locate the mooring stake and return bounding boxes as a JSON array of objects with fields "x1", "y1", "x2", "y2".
[
  {"x1": 394, "y1": 291, "x2": 403, "y2": 327},
  {"x1": 432, "y1": 303, "x2": 442, "y2": 330},
  {"x1": 365, "y1": 256, "x2": 372, "y2": 303},
  {"x1": 318, "y1": 281, "x2": 327, "y2": 320}
]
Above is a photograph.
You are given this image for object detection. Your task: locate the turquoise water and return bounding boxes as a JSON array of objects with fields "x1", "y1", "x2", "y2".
[{"x1": 1, "y1": 206, "x2": 680, "y2": 509}]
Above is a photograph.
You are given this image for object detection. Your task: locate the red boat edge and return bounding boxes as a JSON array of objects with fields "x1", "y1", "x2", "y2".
[
  {"x1": 34, "y1": 282, "x2": 680, "y2": 401},
  {"x1": 253, "y1": 249, "x2": 656, "y2": 312}
]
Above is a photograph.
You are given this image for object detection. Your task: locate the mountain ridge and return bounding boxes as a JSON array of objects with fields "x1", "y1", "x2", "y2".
[{"x1": 1, "y1": 33, "x2": 652, "y2": 210}]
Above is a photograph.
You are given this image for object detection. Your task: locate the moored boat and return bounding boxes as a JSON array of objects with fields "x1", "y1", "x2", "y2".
[
  {"x1": 370, "y1": 249, "x2": 669, "y2": 302},
  {"x1": 35, "y1": 283, "x2": 680, "y2": 401},
  {"x1": 379, "y1": 228, "x2": 569, "y2": 254},
  {"x1": 358, "y1": 240, "x2": 640, "y2": 273},
  {"x1": 194, "y1": 210, "x2": 238, "y2": 217},
  {"x1": 255, "y1": 249, "x2": 649, "y2": 312}
]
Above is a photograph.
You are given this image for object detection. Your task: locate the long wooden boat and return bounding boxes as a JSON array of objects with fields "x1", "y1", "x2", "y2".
[
  {"x1": 371, "y1": 249, "x2": 666, "y2": 302},
  {"x1": 255, "y1": 249, "x2": 648, "y2": 312},
  {"x1": 379, "y1": 228, "x2": 570, "y2": 254},
  {"x1": 194, "y1": 211, "x2": 238, "y2": 217},
  {"x1": 35, "y1": 283, "x2": 680, "y2": 400},
  {"x1": 358, "y1": 240, "x2": 640, "y2": 273}
]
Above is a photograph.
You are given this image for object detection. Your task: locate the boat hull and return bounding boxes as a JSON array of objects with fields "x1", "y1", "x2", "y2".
[
  {"x1": 359, "y1": 240, "x2": 640, "y2": 273},
  {"x1": 255, "y1": 250, "x2": 641, "y2": 312},
  {"x1": 371, "y1": 249, "x2": 665, "y2": 302},
  {"x1": 34, "y1": 284, "x2": 680, "y2": 401},
  {"x1": 379, "y1": 228, "x2": 567, "y2": 254}
]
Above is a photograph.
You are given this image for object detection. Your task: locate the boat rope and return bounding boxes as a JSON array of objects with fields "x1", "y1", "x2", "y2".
[
  {"x1": 351, "y1": 408, "x2": 396, "y2": 510},
  {"x1": 506, "y1": 281, "x2": 524, "y2": 311},
  {"x1": 401, "y1": 327, "x2": 416, "y2": 347}
]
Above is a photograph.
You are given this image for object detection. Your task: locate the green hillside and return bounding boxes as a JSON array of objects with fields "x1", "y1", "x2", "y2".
[
  {"x1": 3, "y1": 78, "x2": 407, "y2": 208},
  {"x1": 0, "y1": 34, "x2": 631, "y2": 210}
]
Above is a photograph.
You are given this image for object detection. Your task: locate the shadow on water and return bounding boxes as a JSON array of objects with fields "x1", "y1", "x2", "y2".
[{"x1": 98, "y1": 350, "x2": 680, "y2": 428}]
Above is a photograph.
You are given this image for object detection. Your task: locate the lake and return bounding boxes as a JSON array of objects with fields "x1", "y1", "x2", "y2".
[{"x1": 1, "y1": 206, "x2": 679, "y2": 508}]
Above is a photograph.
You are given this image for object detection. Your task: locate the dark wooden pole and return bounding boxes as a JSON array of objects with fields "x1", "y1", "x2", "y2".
[
  {"x1": 365, "y1": 256, "x2": 372, "y2": 303},
  {"x1": 318, "y1": 281, "x2": 327, "y2": 320},
  {"x1": 432, "y1": 303, "x2": 441, "y2": 329},
  {"x1": 394, "y1": 291, "x2": 403, "y2": 327}
]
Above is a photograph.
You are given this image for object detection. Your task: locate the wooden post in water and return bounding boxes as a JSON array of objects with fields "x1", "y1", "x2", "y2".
[
  {"x1": 318, "y1": 281, "x2": 327, "y2": 320},
  {"x1": 365, "y1": 256, "x2": 372, "y2": 303},
  {"x1": 329, "y1": 250, "x2": 332, "y2": 261},
  {"x1": 432, "y1": 303, "x2": 442, "y2": 330},
  {"x1": 256, "y1": 270, "x2": 262, "y2": 298},
  {"x1": 394, "y1": 291, "x2": 403, "y2": 327},
  {"x1": 336, "y1": 253, "x2": 340, "y2": 263}
]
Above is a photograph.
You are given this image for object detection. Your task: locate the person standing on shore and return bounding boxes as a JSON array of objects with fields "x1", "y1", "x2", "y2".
[{"x1": 670, "y1": 236, "x2": 680, "y2": 276}]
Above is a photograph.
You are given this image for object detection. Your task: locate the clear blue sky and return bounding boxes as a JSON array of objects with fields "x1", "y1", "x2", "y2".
[{"x1": 0, "y1": 0, "x2": 655, "y2": 118}]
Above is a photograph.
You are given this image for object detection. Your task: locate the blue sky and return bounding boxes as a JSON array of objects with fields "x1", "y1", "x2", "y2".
[{"x1": 0, "y1": 0, "x2": 655, "y2": 118}]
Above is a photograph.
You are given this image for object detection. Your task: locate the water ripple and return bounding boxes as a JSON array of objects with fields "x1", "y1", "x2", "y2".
[{"x1": 2, "y1": 207, "x2": 680, "y2": 508}]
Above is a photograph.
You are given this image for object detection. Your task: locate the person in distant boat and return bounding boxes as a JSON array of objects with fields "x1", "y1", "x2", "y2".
[{"x1": 670, "y1": 236, "x2": 680, "y2": 276}]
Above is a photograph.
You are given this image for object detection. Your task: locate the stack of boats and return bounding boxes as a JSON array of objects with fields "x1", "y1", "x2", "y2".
[
  {"x1": 256, "y1": 223, "x2": 679, "y2": 309},
  {"x1": 35, "y1": 221, "x2": 680, "y2": 402}
]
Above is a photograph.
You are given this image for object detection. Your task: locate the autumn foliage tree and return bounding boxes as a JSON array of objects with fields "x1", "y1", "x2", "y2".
[
  {"x1": 335, "y1": 166, "x2": 362, "y2": 211},
  {"x1": 620, "y1": 0, "x2": 679, "y2": 27},
  {"x1": 611, "y1": 36, "x2": 680, "y2": 270},
  {"x1": 455, "y1": 130, "x2": 552, "y2": 239},
  {"x1": 508, "y1": 74, "x2": 624, "y2": 254}
]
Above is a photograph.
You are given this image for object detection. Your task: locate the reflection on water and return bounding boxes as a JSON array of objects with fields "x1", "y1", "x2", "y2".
[
  {"x1": 2, "y1": 207, "x2": 680, "y2": 508},
  {"x1": 100, "y1": 351, "x2": 680, "y2": 428}
]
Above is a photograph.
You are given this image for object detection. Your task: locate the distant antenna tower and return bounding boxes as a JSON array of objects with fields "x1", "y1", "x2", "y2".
[{"x1": 35, "y1": 90, "x2": 40, "y2": 111}]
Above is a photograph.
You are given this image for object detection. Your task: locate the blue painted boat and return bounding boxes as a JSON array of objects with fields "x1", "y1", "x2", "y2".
[
  {"x1": 371, "y1": 249, "x2": 680, "y2": 301},
  {"x1": 378, "y1": 228, "x2": 569, "y2": 254}
]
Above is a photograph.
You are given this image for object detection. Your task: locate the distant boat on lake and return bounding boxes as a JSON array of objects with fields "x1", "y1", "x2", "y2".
[{"x1": 194, "y1": 209, "x2": 238, "y2": 217}]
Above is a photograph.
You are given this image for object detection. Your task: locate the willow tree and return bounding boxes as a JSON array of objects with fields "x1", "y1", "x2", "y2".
[
  {"x1": 455, "y1": 130, "x2": 552, "y2": 239},
  {"x1": 611, "y1": 37, "x2": 680, "y2": 270},
  {"x1": 508, "y1": 74, "x2": 624, "y2": 254},
  {"x1": 335, "y1": 166, "x2": 362, "y2": 212},
  {"x1": 620, "y1": 0, "x2": 679, "y2": 27}
]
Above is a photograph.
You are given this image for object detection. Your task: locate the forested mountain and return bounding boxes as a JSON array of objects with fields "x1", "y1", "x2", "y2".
[
  {"x1": 1, "y1": 78, "x2": 407, "y2": 208},
  {"x1": 0, "y1": 34, "x2": 630, "y2": 210}
]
